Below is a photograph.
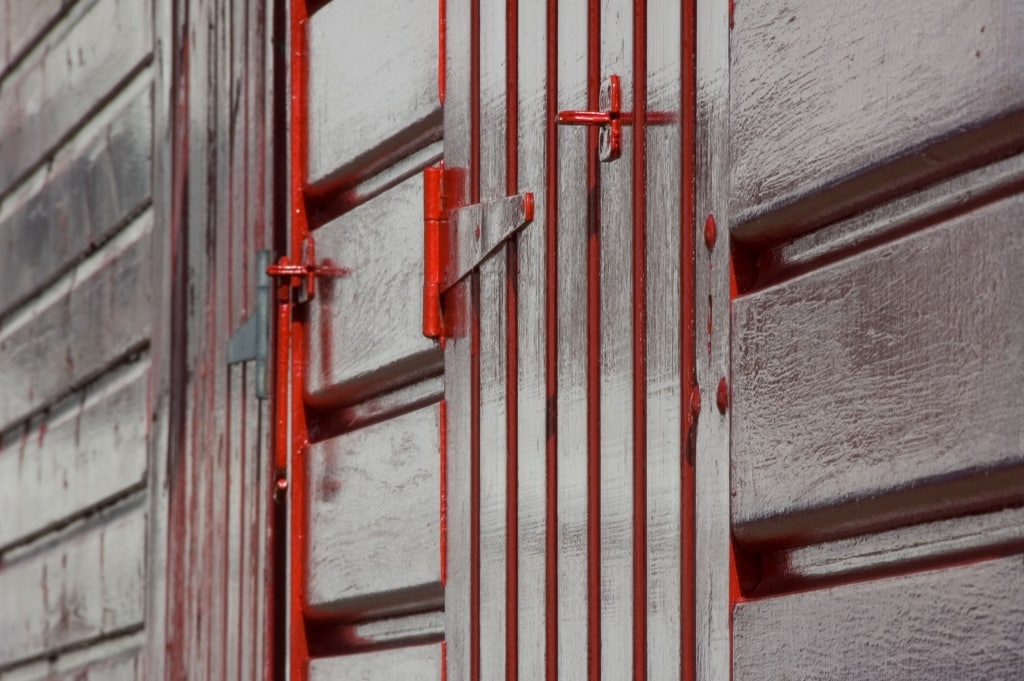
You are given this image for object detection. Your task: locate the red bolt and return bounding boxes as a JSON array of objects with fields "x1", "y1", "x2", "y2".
[
  {"x1": 689, "y1": 385, "x2": 702, "y2": 418},
  {"x1": 704, "y1": 214, "x2": 717, "y2": 250},
  {"x1": 716, "y1": 378, "x2": 729, "y2": 413},
  {"x1": 274, "y1": 476, "x2": 289, "y2": 503}
]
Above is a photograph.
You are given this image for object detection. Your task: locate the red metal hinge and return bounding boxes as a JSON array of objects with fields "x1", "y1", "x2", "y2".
[{"x1": 423, "y1": 165, "x2": 450, "y2": 339}]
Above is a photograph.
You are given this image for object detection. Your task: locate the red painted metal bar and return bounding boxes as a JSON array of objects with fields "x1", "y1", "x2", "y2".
[
  {"x1": 585, "y1": 0, "x2": 602, "y2": 679},
  {"x1": 631, "y1": 1, "x2": 648, "y2": 679},
  {"x1": 680, "y1": 0, "x2": 697, "y2": 678},
  {"x1": 505, "y1": 0, "x2": 520, "y2": 677},
  {"x1": 544, "y1": 2, "x2": 560, "y2": 680}
]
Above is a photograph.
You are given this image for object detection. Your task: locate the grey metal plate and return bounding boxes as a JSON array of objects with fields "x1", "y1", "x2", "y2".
[
  {"x1": 734, "y1": 555, "x2": 1024, "y2": 680},
  {"x1": 305, "y1": 174, "x2": 442, "y2": 408},
  {"x1": 306, "y1": 404, "x2": 441, "y2": 618},
  {"x1": 733, "y1": 194, "x2": 1024, "y2": 547},
  {"x1": 729, "y1": 0, "x2": 1024, "y2": 245},
  {"x1": 307, "y1": 0, "x2": 441, "y2": 189}
]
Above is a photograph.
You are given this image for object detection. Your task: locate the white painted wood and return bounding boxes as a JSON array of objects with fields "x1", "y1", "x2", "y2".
[
  {"x1": 307, "y1": 0, "x2": 441, "y2": 188},
  {"x1": 0, "y1": 0, "x2": 66, "y2": 78},
  {"x1": 0, "y1": 212, "x2": 152, "y2": 433},
  {"x1": 307, "y1": 404, "x2": 441, "y2": 617},
  {"x1": 306, "y1": 174, "x2": 442, "y2": 408},
  {"x1": 730, "y1": 0, "x2": 1024, "y2": 244},
  {"x1": 0, "y1": 357, "x2": 149, "y2": 549},
  {"x1": 0, "y1": 634, "x2": 143, "y2": 681},
  {"x1": 0, "y1": 504, "x2": 146, "y2": 668},
  {"x1": 732, "y1": 194, "x2": 1024, "y2": 548},
  {"x1": 734, "y1": 555, "x2": 1024, "y2": 680},
  {"x1": 308, "y1": 643, "x2": 441, "y2": 681},
  {"x1": 0, "y1": 0, "x2": 153, "y2": 198}
]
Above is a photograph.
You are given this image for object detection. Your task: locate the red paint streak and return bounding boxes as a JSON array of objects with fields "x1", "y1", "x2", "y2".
[
  {"x1": 632, "y1": 1, "x2": 649, "y2": 679},
  {"x1": 37, "y1": 420, "x2": 47, "y2": 447},
  {"x1": 586, "y1": 1, "x2": 602, "y2": 679},
  {"x1": 470, "y1": 0, "x2": 482, "y2": 678},
  {"x1": 441, "y1": 639, "x2": 448, "y2": 681},
  {"x1": 544, "y1": 2, "x2": 559, "y2": 680},
  {"x1": 716, "y1": 378, "x2": 729, "y2": 414},
  {"x1": 505, "y1": 1, "x2": 520, "y2": 678},
  {"x1": 729, "y1": 0, "x2": 736, "y2": 29},
  {"x1": 439, "y1": 0, "x2": 446, "y2": 104},
  {"x1": 704, "y1": 214, "x2": 717, "y2": 251},
  {"x1": 440, "y1": 398, "x2": 448, "y2": 586}
]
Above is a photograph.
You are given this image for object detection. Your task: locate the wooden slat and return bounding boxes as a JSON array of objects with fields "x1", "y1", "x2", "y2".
[
  {"x1": 734, "y1": 555, "x2": 1024, "y2": 679},
  {"x1": 306, "y1": 0, "x2": 441, "y2": 189},
  {"x1": 0, "y1": 638, "x2": 142, "y2": 681},
  {"x1": 732, "y1": 194, "x2": 1024, "y2": 548},
  {"x1": 0, "y1": 0, "x2": 152, "y2": 199},
  {"x1": 306, "y1": 174, "x2": 442, "y2": 408},
  {"x1": 0, "y1": 357, "x2": 149, "y2": 549},
  {"x1": 0, "y1": 505, "x2": 146, "y2": 668},
  {"x1": 0, "y1": 0, "x2": 66, "y2": 78},
  {"x1": 729, "y1": 0, "x2": 1024, "y2": 245},
  {"x1": 308, "y1": 643, "x2": 441, "y2": 681},
  {"x1": 0, "y1": 212, "x2": 152, "y2": 433},
  {"x1": 306, "y1": 404, "x2": 441, "y2": 618},
  {"x1": 0, "y1": 88, "x2": 152, "y2": 319}
]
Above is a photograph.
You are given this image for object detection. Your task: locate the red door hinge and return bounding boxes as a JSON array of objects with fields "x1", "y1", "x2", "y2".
[
  {"x1": 423, "y1": 165, "x2": 450, "y2": 339},
  {"x1": 422, "y1": 164, "x2": 534, "y2": 340}
]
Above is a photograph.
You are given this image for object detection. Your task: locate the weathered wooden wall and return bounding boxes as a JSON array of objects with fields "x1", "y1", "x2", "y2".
[{"x1": 0, "y1": 1, "x2": 154, "y2": 677}]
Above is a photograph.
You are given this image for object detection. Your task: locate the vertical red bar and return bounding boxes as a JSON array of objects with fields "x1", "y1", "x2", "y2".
[
  {"x1": 631, "y1": 1, "x2": 648, "y2": 680},
  {"x1": 285, "y1": 1, "x2": 311, "y2": 680},
  {"x1": 680, "y1": 0, "x2": 697, "y2": 678},
  {"x1": 505, "y1": 0, "x2": 521, "y2": 678},
  {"x1": 585, "y1": 2, "x2": 602, "y2": 680},
  {"x1": 544, "y1": 2, "x2": 560, "y2": 680}
]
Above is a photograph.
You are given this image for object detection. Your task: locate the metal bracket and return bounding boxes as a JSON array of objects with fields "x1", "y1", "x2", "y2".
[
  {"x1": 556, "y1": 74, "x2": 623, "y2": 162},
  {"x1": 227, "y1": 250, "x2": 271, "y2": 399},
  {"x1": 446, "y1": 191, "x2": 535, "y2": 290}
]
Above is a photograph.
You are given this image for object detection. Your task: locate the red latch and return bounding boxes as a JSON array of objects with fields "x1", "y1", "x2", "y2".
[
  {"x1": 266, "y1": 236, "x2": 349, "y2": 303},
  {"x1": 423, "y1": 165, "x2": 450, "y2": 339},
  {"x1": 556, "y1": 74, "x2": 623, "y2": 162}
]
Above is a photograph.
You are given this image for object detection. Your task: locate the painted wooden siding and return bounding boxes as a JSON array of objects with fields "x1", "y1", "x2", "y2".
[{"x1": 730, "y1": 0, "x2": 1024, "y2": 245}]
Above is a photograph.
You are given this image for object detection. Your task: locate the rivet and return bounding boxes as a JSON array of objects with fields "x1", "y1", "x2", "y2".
[
  {"x1": 716, "y1": 378, "x2": 729, "y2": 413},
  {"x1": 704, "y1": 214, "x2": 717, "y2": 250},
  {"x1": 689, "y1": 385, "x2": 702, "y2": 417}
]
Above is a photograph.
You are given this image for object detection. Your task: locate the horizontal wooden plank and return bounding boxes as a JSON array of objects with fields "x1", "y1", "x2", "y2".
[
  {"x1": 308, "y1": 644, "x2": 441, "y2": 681},
  {"x1": 306, "y1": 174, "x2": 442, "y2": 407},
  {"x1": 730, "y1": 0, "x2": 1024, "y2": 245},
  {"x1": 0, "y1": 213, "x2": 152, "y2": 433},
  {"x1": 0, "y1": 0, "x2": 152, "y2": 198},
  {"x1": 0, "y1": 89, "x2": 152, "y2": 317},
  {"x1": 0, "y1": 505, "x2": 146, "y2": 668},
  {"x1": 0, "y1": 0, "x2": 67, "y2": 78},
  {"x1": 0, "y1": 357, "x2": 149, "y2": 549},
  {"x1": 0, "y1": 638, "x2": 142, "y2": 681},
  {"x1": 307, "y1": 0, "x2": 441, "y2": 189},
  {"x1": 307, "y1": 404, "x2": 441, "y2": 618},
  {"x1": 734, "y1": 555, "x2": 1024, "y2": 680},
  {"x1": 732, "y1": 194, "x2": 1024, "y2": 547}
]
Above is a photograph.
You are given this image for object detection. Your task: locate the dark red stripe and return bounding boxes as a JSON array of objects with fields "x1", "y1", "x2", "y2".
[
  {"x1": 505, "y1": 0, "x2": 520, "y2": 679},
  {"x1": 631, "y1": 1, "x2": 648, "y2": 679},
  {"x1": 544, "y1": 1, "x2": 559, "y2": 679},
  {"x1": 680, "y1": 1, "x2": 697, "y2": 679},
  {"x1": 585, "y1": 1, "x2": 602, "y2": 680}
]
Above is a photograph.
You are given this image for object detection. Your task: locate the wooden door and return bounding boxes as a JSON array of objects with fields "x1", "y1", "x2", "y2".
[{"x1": 441, "y1": 1, "x2": 697, "y2": 679}]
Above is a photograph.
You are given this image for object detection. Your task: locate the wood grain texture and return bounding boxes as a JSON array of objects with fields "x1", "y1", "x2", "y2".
[
  {"x1": 0, "y1": 0, "x2": 68, "y2": 78},
  {"x1": 0, "y1": 637, "x2": 143, "y2": 681},
  {"x1": 0, "y1": 89, "x2": 152, "y2": 317},
  {"x1": 734, "y1": 555, "x2": 1024, "y2": 680},
  {"x1": 0, "y1": 357, "x2": 149, "y2": 550},
  {"x1": 0, "y1": 212, "x2": 152, "y2": 433},
  {"x1": 308, "y1": 643, "x2": 441, "y2": 681},
  {"x1": 0, "y1": 505, "x2": 146, "y2": 668},
  {"x1": 306, "y1": 173, "x2": 442, "y2": 408},
  {"x1": 306, "y1": 404, "x2": 441, "y2": 618},
  {"x1": 732, "y1": 194, "x2": 1024, "y2": 548},
  {"x1": 730, "y1": 0, "x2": 1024, "y2": 245},
  {"x1": 307, "y1": 0, "x2": 441, "y2": 189},
  {"x1": 0, "y1": 0, "x2": 152, "y2": 199}
]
